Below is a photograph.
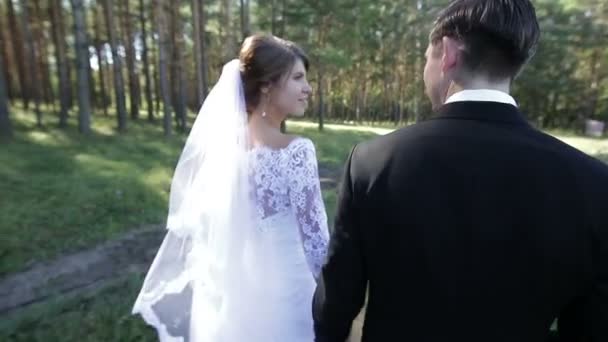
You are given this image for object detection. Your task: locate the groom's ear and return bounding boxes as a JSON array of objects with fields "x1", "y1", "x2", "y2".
[{"x1": 441, "y1": 36, "x2": 460, "y2": 73}]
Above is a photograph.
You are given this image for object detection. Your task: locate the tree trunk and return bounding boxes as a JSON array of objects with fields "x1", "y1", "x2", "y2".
[
  {"x1": 279, "y1": 0, "x2": 286, "y2": 37},
  {"x1": 587, "y1": 49, "x2": 602, "y2": 119},
  {"x1": 239, "y1": 0, "x2": 250, "y2": 40},
  {"x1": 361, "y1": 77, "x2": 368, "y2": 123},
  {"x1": 140, "y1": 0, "x2": 154, "y2": 121},
  {"x1": 175, "y1": 58, "x2": 186, "y2": 131},
  {"x1": 70, "y1": 0, "x2": 92, "y2": 134},
  {"x1": 0, "y1": 4, "x2": 14, "y2": 100},
  {"x1": 6, "y1": 0, "x2": 27, "y2": 109},
  {"x1": 271, "y1": 0, "x2": 277, "y2": 34},
  {"x1": 155, "y1": 0, "x2": 172, "y2": 136},
  {"x1": 200, "y1": 0, "x2": 209, "y2": 100},
  {"x1": 317, "y1": 69, "x2": 324, "y2": 131},
  {"x1": 316, "y1": 16, "x2": 328, "y2": 131},
  {"x1": 0, "y1": 13, "x2": 11, "y2": 141},
  {"x1": 50, "y1": 0, "x2": 70, "y2": 127},
  {"x1": 326, "y1": 77, "x2": 333, "y2": 121},
  {"x1": 20, "y1": 1, "x2": 42, "y2": 126},
  {"x1": 103, "y1": 0, "x2": 127, "y2": 132},
  {"x1": 33, "y1": 0, "x2": 54, "y2": 105},
  {"x1": 87, "y1": 41, "x2": 96, "y2": 109},
  {"x1": 192, "y1": 0, "x2": 204, "y2": 105},
  {"x1": 399, "y1": 50, "x2": 408, "y2": 125},
  {"x1": 122, "y1": 0, "x2": 140, "y2": 120},
  {"x1": 221, "y1": 0, "x2": 235, "y2": 59},
  {"x1": 398, "y1": 74, "x2": 406, "y2": 125},
  {"x1": 152, "y1": 42, "x2": 161, "y2": 116},
  {"x1": 93, "y1": 3, "x2": 109, "y2": 116},
  {"x1": 169, "y1": 0, "x2": 186, "y2": 131},
  {"x1": 276, "y1": 0, "x2": 284, "y2": 134}
]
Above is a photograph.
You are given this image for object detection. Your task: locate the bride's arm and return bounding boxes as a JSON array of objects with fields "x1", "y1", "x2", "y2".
[{"x1": 287, "y1": 139, "x2": 330, "y2": 278}]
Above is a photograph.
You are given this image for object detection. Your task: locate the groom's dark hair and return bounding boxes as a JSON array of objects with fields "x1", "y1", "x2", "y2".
[{"x1": 430, "y1": 0, "x2": 540, "y2": 80}]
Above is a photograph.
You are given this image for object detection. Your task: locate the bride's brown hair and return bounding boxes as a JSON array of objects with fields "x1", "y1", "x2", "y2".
[{"x1": 239, "y1": 34, "x2": 309, "y2": 114}]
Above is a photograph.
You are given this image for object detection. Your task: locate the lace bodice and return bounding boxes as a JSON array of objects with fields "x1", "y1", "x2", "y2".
[{"x1": 249, "y1": 138, "x2": 329, "y2": 277}]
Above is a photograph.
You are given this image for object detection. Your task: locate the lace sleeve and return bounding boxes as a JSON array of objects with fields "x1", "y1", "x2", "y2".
[{"x1": 286, "y1": 139, "x2": 330, "y2": 278}]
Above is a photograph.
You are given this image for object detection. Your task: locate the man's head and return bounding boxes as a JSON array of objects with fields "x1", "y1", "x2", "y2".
[{"x1": 423, "y1": 0, "x2": 540, "y2": 109}]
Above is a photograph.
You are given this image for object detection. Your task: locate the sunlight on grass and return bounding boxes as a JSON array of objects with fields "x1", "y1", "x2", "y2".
[
  {"x1": 92, "y1": 122, "x2": 120, "y2": 136},
  {"x1": 554, "y1": 135, "x2": 608, "y2": 157},
  {"x1": 26, "y1": 131, "x2": 55, "y2": 143},
  {"x1": 143, "y1": 167, "x2": 174, "y2": 196},
  {"x1": 74, "y1": 153, "x2": 133, "y2": 175},
  {"x1": 288, "y1": 120, "x2": 395, "y2": 135}
]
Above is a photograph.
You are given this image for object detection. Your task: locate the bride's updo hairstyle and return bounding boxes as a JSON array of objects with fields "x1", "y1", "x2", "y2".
[{"x1": 239, "y1": 34, "x2": 309, "y2": 114}]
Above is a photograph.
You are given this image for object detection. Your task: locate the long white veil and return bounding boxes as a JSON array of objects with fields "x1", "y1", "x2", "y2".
[{"x1": 132, "y1": 59, "x2": 259, "y2": 341}]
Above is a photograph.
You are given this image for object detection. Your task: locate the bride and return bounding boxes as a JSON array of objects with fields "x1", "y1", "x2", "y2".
[{"x1": 132, "y1": 34, "x2": 330, "y2": 342}]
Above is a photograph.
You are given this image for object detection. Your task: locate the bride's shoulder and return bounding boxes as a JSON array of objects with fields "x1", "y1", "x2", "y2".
[{"x1": 284, "y1": 135, "x2": 314, "y2": 151}]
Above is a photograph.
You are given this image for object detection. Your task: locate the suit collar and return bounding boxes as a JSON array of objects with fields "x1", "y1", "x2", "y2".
[{"x1": 431, "y1": 101, "x2": 530, "y2": 127}]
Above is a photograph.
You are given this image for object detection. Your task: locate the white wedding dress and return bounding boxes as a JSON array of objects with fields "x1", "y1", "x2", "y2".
[
  {"x1": 223, "y1": 137, "x2": 329, "y2": 342},
  {"x1": 134, "y1": 137, "x2": 329, "y2": 342}
]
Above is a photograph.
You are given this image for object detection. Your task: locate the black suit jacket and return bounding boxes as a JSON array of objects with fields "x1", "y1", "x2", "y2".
[{"x1": 313, "y1": 101, "x2": 608, "y2": 342}]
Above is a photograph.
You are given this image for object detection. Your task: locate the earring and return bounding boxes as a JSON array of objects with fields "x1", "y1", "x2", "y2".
[{"x1": 261, "y1": 95, "x2": 268, "y2": 117}]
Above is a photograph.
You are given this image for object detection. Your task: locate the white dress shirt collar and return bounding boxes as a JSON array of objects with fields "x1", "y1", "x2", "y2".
[{"x1": 445, "y1": 89, "x2": 517, "y2": 107}]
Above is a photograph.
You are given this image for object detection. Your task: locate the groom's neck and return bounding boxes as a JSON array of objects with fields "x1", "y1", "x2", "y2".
[{"x1": 446, "y1": 77, "x2": 511, "y2": 98}]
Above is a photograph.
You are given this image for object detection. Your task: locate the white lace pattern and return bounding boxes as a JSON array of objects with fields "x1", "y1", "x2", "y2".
[{"x1": 250, "y1": 138, "x2": 329, "y2": 277}]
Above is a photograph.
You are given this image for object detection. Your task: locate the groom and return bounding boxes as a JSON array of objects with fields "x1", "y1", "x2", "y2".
[{"x1": 313, "y1": 0, "x2": 608, "y2": 341}]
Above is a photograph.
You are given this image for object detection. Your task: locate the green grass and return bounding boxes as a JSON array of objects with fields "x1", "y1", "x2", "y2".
[
  {"x1": 323, "y1": 190, "x2": 339, "y2": 229},
  {"x1": 0, "y1": 110, "x2": 185, "y2": 276},
  {"x1": 0, "y1": 274, "x2": 156, "y2": 342},
  {"x1": 0, "y1": 111, "x2": 375, "y2": 276}
]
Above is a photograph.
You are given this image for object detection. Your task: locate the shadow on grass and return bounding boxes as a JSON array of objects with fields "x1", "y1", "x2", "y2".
[{"x1": 0, "y1": 115, "x2": 183, "y2": 276}]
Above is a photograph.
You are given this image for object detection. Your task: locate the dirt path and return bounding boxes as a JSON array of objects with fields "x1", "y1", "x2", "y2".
[
  {"x1": 0, "y1": 165, "x2": 343, "y2": 318},
  {"x1": 0, "y1": 224, "x2": 164, "y2": 316}
]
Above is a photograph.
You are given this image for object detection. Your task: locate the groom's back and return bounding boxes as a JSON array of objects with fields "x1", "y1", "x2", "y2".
[{"x1": 350, "y1": 102, "x2": 608, "y2": 341}]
